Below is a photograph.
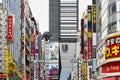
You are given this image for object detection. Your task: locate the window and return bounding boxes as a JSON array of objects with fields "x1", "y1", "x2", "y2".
[{"x1": 108, "y1": 22, "x2": 117, "y2": 34}]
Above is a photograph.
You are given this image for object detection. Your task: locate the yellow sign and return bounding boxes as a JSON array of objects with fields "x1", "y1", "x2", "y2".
[
  {"x1": 31, "y1": 34, "x2": 34, "y2": 42},
  {"x1": 82, "y1": 62, "x2": 87, "y2": 76},
  {"x1": 104, "y1": 35, "x2": 120, "y2": 60},
  {"x1": 88, "y1": 32, "x2": 92, "y2": 38}
]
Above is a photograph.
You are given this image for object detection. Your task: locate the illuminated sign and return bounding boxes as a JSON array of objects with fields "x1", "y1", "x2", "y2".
[
  {"x1": 102, "y1": 61, "x2": 120, "y2": 73},
  {"x1": 8, "y1": 15, "x2": 13, "y2": 42},
  {"x1": 104, "y1": 35, "x2": 120, "y2": 59}
]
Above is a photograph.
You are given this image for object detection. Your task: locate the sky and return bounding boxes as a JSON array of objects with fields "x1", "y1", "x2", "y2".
[{"x1": 29, "y1": 0, "x2": 92, "y2": 34}]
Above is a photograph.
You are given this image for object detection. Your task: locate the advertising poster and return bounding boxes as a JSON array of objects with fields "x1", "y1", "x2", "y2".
[
  {"x1": 49, "y1": 42, "x2": 59, "y2": 60},
  {"x1": 49, "y1": 64, "x2": 59, "y2": 76},
  {"x1": 48, "y1": 42, "x2": 59, "y2": 79}
]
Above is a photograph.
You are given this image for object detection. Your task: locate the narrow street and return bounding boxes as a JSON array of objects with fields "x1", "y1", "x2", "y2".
[{"x1": 0, "y1": 0, "x2": 120, "y2": 80}]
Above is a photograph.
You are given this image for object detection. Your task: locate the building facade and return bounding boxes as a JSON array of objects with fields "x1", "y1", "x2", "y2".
[
  {"x1": 2, "y1": 0, "x2": 21, "y2": 63},
  {"x1": 96, "y1": 0, "x2": 120, "y2": 80},
  {"x1": 2, "y1": 0, "x2": 22, "y2": 79}
]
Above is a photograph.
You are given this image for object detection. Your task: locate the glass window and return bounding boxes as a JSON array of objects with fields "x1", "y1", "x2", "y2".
[
  {"x1": 116, "y1": 1, "x2": 120, "y2": 11},
  {"x1": 107, "y1": 22, "x2": 117, "y2": 34},
  {"x1": 109, "y1": 2, "x2": 118, "y2": 16},
  {"x1": 112, "y1": 3, "x2": 116, "y2": 13},
  {"x1": 109, "y1": 3, "x2": 116, "y2": 15}
]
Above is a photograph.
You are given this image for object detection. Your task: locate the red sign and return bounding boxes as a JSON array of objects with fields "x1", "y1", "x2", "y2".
[
  {"x1": 0, "y1": 74, "x2": 6, "y2": 78},
  {"x1": 104, "y1": 35, "x2": 120, "y2": 59},
  {"x1": 8, "y1": 15, "x2": 13, "y2": 42},
  {"x1": 35, "y1": 30, "x2": 39, "y2": 54},
  {"x1": 83, "y1": 48, "x2": 87, "y2": 61},
  {"x1": 101, "y1": 77, "x2": 120, "y2": 80},
  {"x1": 21, "y1": 0, "x2": 25, "y2": 19},
  {"x1": 102, "y1": 61, "x2": 120, "y2": 73},
  {"x1": 88, "y1": 30, "x2": 92, "y2": 59}
]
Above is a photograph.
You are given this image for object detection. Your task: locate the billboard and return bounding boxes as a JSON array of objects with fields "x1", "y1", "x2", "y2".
[
  {"x1": 49, "y1": 64, "x2": 59, "y2": 76},
  {"x1": 49, "y1": 42, "x2": 59, "y2": 60},
  {"x1": 49, "y1": 42, "x2": 59, "y2": 78},
  {"x1": 104, "y1": 34, "x2": 120, "y2": 60},
  {"x1": 45, "y1": 42, "x2": 59, "y2": 79}
]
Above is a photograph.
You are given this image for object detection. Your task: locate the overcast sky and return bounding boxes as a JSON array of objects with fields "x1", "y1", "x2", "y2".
[{"x1": 29, "y1": 0, "x2": 92, "y2": 34}]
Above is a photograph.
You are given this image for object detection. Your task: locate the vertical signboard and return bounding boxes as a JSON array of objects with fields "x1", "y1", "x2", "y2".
[
  {"x1": 35, "y1": 30, "x2": 39, "y2": 80},
  {"x1": 88, "y1": 6, "x2": 92, "y2": 60},
  {"x1": 92, "y1": 0, "x2": 96, "y2": 58},
  {"x1": 82, "y1": 62, "x2": 87, "y2": 80},
  {"x1": 8, "y1": 15, "x2": 13, "y2": 42},
  {"x1": 92, "y1": 0, "x2": 96, "y2": 33},
  {"x1": 31, "y1": 27, "x2": 35, "y2": 54},
  {"x1": 21, "y1": 0, "x2": 25, "y2": 19},
  {"x1": 81, "y1": 19, "x2": 84, "y2": 55},
  {"x1": 38, "y1": 33, "x2": 41, "y2": 80}
]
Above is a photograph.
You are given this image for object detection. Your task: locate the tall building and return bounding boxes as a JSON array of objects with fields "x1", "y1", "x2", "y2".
[
  {"x1": 2, "y1": 0, "x2": 22, "y2": 79},
  {"x1": 49, "y1": 0, "x2": 79, "y2": 80},
  {"x1": 2, "y1": 0, "x2": 21, "y2": 63},
  {"x1": 96, "y1": 0, "x2": 120, "y2": 80},
  {"x1": 49, "y1": 0, "x2": 60, "y2": 41},
  {"x1": 59, "y1": 0, "x2": 79, "y2": 80},
  {"x1": 49, "y1": 0, "x2": 78, "y2": 42},
  {"x1": 59, "y1": 0, "x2": 78, "y2": 42}
]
